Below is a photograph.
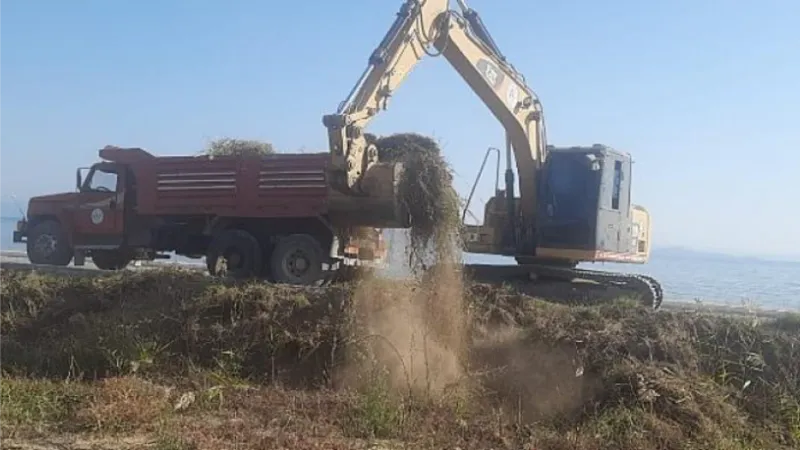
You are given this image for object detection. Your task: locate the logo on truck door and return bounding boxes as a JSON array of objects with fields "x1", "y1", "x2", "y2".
[{"x1": 91, "y1": 208, "x2": 105, "y2": 225}]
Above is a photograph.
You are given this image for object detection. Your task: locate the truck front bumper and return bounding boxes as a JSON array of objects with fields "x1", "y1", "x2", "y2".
[{"x1": 13, "y1": 230, "x2": 26, "y2": 243}]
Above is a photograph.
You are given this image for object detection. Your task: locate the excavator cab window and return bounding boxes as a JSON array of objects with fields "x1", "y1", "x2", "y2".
[
  {"x1": 535, "y1": 149, "x2": 602, "y2": 249},
  {"x1": 542, "y1": 151, "x2": 596, "y2": 220},
  {"x1": 611, "y1": 160, "x2": 623, "y2": 210}
]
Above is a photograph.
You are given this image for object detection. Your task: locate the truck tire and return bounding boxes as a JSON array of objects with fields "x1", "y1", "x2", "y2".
[
  {"x1": 91, "y1": 250, "x2": 132, "y2": 271},
  {"x1": 206, "y1": 229, "x2": 263, "y2": 279},
  {"x1": 270, "y1": 234, "x2": 325, "y2": 286},
  {"x1": 26, "y1": 220, "x2": 73, "y2": 266}
]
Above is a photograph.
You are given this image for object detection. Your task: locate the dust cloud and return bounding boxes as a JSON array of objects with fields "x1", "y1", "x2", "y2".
[
  {"x1": 337, "y1": 132, "x2": 594, "y2": 421},
  {"x1": 336, "y1": 133, "x2": 468, "y2": 399},
  {"x1": 343, "y1": 265, "x2": 466, "y2": 398}
]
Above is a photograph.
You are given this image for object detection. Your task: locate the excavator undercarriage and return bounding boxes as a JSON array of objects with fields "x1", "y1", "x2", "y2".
[{"x1": 463, "y1": 263, "x2": 664, "y2": 310}]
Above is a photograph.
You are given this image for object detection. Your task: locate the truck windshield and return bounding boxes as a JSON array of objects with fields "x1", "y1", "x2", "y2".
[{"x1": 86, "y1": 168, "x2": 118, "y2": 192}]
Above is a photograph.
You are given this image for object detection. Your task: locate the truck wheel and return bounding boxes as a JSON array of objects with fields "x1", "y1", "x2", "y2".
[
  {"x1": 206, "y1": 229, "x2": 263, "y2": 279},
  {"x1": 26, "y1": 220, "x2": 73, "y2": 266},
  {"x1": 270, "y1": 234, "x2": 324, "y2": 286},
  {"x1": 91, "y1": 250, "x2": 132, "y2": 271}
]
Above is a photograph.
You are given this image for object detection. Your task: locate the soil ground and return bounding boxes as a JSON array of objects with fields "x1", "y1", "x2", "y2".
[{"x1": 1, "y1": 267, "x2": 799, "y2": 449}]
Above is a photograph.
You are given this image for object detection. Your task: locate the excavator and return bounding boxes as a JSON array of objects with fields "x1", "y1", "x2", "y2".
[{"x1": 322, "y1": 0, "x2": 663, "y2": 308}]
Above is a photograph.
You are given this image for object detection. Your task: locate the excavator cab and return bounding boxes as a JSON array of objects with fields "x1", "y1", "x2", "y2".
[
  {"x1": 464, "y1": 144, "x2": 652, "y2": 266},
  {"x1": 534, "y1": 145, "x2": 650, "y2": 265}
]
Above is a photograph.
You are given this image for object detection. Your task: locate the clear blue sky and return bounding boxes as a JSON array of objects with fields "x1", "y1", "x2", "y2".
[{"x1": 1, "y1": 0, "x2": 798, "y2": 259}]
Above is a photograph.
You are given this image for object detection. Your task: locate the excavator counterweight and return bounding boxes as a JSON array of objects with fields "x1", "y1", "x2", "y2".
[{"x1": 324, "y1": 0, "x2": 663, "y2": 309}]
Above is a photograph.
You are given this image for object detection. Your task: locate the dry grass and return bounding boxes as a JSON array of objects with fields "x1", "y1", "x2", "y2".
[{"x1": 1, "y1": 268, "x2": 799, "y2": 449}]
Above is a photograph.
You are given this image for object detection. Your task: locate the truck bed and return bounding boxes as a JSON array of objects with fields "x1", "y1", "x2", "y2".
[
  {"x1": 102, "y1": 147, "x2": 406, "y2": 227},
  {"x1": 136, "y1": 152, "x2": 330, "y2": 218}
]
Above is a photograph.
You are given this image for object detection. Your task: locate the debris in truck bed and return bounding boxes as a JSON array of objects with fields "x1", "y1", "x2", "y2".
[{"x1": 203, "y1": 137, "x2": 276, "y2": 157}]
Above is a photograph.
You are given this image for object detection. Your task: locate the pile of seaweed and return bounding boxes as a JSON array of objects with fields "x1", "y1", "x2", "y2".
[
  {"x1": 2, "y1": 268, "x2": 799, "y2": 449},
  {"x1": 367, "y1": 132, "x2": 462, "y2": 270}
]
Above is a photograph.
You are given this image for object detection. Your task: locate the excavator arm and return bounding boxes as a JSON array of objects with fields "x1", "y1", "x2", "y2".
[{"x1": 323, "y1": 0, "x2": 545, "y2": 223}]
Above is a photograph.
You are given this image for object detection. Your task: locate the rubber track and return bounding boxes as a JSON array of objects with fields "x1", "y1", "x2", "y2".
[
  {"x1": 562, "y1": 267, "x2": 664, "y2": 310},
  {"x1": 322, "y1": 263, "x2": 665, "y2": 310},
  {"x1": 464, "y1": 263, "x2": 665, "y2": 310}
]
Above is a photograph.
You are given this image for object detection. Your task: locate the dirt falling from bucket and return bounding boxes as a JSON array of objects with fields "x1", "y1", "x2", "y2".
[{"x1": 341, "y1": 133, "x2": 467, "y2": 400}]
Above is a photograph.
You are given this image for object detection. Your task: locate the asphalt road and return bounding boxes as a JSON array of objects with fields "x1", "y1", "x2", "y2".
[{"x1": 0, "y1": 250, "x2": 204, "y2": 277}]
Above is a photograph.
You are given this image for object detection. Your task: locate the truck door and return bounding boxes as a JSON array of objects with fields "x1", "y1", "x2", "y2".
[{"x1": 72, "y1": 163, "x2": 126, "y2": 249}]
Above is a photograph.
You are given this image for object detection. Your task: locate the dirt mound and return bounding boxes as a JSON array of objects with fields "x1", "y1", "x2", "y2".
[{"x1": 2, "y1": 268, "x2": 799, "y2": 449}]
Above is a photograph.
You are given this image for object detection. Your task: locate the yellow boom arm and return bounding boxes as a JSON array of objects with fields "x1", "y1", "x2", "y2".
[{"x1": 323, "y1": 0, "x2": 546, "y2": 221}]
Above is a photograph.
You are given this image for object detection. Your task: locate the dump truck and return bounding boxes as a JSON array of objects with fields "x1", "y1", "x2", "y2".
[{"x1": 12, "y1": 145, "x2": 402, "y2": 285}]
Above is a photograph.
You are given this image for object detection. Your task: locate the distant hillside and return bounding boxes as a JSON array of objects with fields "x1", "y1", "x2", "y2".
[
  {"x1": 652, "y1": 245, "x2": 800, "y2": 264},
  {"x1": 652, "y1": 246, "x2": 734, "y2": 259}
]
